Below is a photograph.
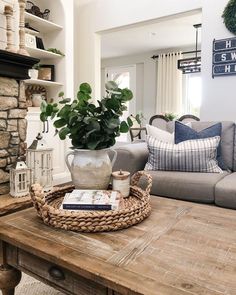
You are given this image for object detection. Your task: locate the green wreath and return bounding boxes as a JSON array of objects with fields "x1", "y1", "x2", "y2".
[{"x1": 222, "y1": 0, "x2": 236, "y2": 35}]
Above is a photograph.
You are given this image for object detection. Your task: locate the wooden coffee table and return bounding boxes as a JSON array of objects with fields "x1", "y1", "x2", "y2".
[{"x1": 0, "y1": 196, "x2": 236, "y2": 295}]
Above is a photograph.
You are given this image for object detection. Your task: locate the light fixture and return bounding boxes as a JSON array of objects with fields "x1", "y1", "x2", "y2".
[{"x1": 178, "y1": 24, "x2": 202, "y2": 74}]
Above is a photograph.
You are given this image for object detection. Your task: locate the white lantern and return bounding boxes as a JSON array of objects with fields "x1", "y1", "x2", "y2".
[
  {"x1": 10, "y1": 159, "x2": 31, "y2": 197},
  {"x1": 26, "y1": 133, "x2": 53, "y2": 192}
]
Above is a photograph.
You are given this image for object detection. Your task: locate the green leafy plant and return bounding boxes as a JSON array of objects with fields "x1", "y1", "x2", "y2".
[
  {"x1": 32, "y1": 63, "x2": 41, "y2": 70},
  {"x1": 47, "y1": 48, "x2": 65, "y2": 56},
  {"x1": 163, "y1": 112, "x2": 178, "y2": 121},
  {"x1": 222, "y1": 0, "x2": 236, "y2": 35},
  {"x1": 40, "y1": 81, "x2": 141, "y2": 150}
]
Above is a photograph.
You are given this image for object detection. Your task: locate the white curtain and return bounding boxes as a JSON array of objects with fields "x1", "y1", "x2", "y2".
[{"x1": 156, "y1": 52, "x2": 183, "y2": 115}]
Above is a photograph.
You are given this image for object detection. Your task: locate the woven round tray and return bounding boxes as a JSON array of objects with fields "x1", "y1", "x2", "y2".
[{"x1": 30, "y1": 171, "x2": 152, "y2": 233}]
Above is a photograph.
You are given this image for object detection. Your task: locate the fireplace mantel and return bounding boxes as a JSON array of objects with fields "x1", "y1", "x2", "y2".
[{"x1": 0, "y1": 50, "x2": 39, "y2": 80}]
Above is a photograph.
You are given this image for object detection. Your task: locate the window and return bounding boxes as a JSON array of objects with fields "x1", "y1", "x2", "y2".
[{"x1": 183, "y1": 73, "x2": 202, "y2": 116}]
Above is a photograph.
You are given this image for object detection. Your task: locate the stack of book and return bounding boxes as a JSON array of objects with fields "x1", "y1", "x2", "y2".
[{"x1": 61, "y1": 190, "x2": 123, "y2": 211}]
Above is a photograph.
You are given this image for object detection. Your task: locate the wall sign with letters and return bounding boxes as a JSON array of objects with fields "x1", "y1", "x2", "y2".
[{"x1": 212, "y1": 37, "x2": 236, "y2": 78}]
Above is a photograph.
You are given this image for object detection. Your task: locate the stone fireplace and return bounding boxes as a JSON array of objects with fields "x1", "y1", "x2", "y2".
[{"x1": 0, "y1": 49, "x2": 38, "y2": 195}]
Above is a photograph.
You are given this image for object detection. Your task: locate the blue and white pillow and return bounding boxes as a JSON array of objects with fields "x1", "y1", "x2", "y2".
[
  {"x1": 175, "y1": 121, "x2": 227, "y2": 170},
  {"x1": 145, "y1": 135, "x2": 222, "y2": 173}
]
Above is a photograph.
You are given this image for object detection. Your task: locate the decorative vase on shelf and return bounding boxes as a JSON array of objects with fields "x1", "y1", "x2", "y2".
[
  {"x1": 32, "y1": 93, "x2": 44, "y2": 107},
  {"x1": 29, "y1": 69, "x2": 38, "y2": 79},
  {"x1": 66, "y1": 149, "x2": 117, "y2": 189}
]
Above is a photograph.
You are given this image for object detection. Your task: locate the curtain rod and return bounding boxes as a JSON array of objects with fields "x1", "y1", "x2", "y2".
[{"x1": 151, "y1": 50, "x2": 201, "y2": 59}]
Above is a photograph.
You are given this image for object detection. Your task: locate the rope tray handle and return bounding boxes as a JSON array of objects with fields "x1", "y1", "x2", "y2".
[{"x1": 131, "y1": 171, "x2": 152, "y2": 195}]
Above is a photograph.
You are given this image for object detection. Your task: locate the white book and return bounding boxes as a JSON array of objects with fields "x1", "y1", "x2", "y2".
[{"x1": 61, "y1": 190, "x2": 123, "y2": 211}]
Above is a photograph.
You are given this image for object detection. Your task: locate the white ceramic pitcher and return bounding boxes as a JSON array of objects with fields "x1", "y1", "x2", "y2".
[{"x1": 65, "y1": 149, "x2": 117, "y2": 189}]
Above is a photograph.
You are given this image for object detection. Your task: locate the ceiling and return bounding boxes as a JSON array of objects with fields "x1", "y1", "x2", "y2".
[{"x1": 101, "y1": 12, "x2": 202, "y2": 59}]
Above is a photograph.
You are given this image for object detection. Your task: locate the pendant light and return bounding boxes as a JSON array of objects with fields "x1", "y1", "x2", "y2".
[{"x1": 178, "y1": 24, "x2": 202, "y2": 74}]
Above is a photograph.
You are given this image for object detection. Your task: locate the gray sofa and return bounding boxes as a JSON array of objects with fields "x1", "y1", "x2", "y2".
[{"x1": 113, "y1": 121, "x2": 236, "y2": 209}]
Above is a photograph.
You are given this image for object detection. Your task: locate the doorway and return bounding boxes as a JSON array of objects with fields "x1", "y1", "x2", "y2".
[{"x1": 104, "y1": 65, "x2": 136, "y2": 141}]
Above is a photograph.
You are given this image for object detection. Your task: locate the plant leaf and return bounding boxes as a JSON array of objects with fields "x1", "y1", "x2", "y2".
[
  {"x1": 127, "y1": 116, "x2": 133, "y2": 127},
  {"x1": 59, "y1": 98, "x2": 71, "y2": 104},
  {"x1": 120, "y1": 121, "x2": 129, "y2": 133},
  {"x1": 80, "y1": 83, "x2": 92, "y2": 94},
  {"x1": 87, "y1": 140, "x2": 99, "y2": 150},
  {"x1": 135, "y1": 114, "x2": 141, "y2": 124},
  {"x1": 40, "y1": 100, "x2": 47, "y2": 112},
  {"x1": 54, "y1": 118, "x2": 67, "y2": 128},
  {"x1": 107, "y1": 118, "x2": 120, "y2": 129},
  {"x1": 59, "y1": 127, "x2": 70, "y2": 140},
  {"x1": 105, "y1": 97, "x2": 120, "y2": 111},
  {"x1": 58, "y1": 91, "x2": 64, "y2": 97},
  {"x1": 46, "y1": 104, "x2": 53, "y2": 116},
  {"x1": 105, "y1": 81, "x2": 118, "y2": 91},
  {"x1": 58, "y1": 104, "x2": 71, "y2": 118},
  {"x1": 121, "y1": 88, "x2": 133, "y2": 101},
  {"x1": 40, "y1": 112, "x2": 47, "y2": 122}
]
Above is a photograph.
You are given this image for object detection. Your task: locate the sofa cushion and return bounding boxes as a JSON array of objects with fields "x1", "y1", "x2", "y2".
[
  {"x1": 175, "y1": 121, "x2": 226, "y2": 170},
  {"x1": 146, "y1": 124, "x2": 174, "y2": 143},
  {"x1": 215, "y1": 173, "x2": 236, "y2": 209},
  {"x1": 113, "y1": 142, "x2": 148, "y2": 175},
  {"x1": 191, "y1": 121, "x2": 235, "y2": 171},
  {"x1": 175, "y1": 121, "x2": 222, "y2": 144},
  {"x1": 146, "y1": 170, "x2": 229, "y2": 203},
  {"x1": 145, "y1": 136, "x2": 222, "y2": 173}
]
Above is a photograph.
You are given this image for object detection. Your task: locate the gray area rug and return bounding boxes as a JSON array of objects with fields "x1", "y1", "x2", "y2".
[{"x1": 15, "y1": 273, "x2": 65, "y2": 295}]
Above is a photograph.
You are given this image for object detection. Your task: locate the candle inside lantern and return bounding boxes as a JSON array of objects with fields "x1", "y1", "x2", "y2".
[{"x1": 112, "y1": 170, "x2": 130, "y2": 198}]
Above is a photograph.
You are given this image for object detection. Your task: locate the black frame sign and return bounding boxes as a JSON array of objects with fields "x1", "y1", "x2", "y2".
[{"x1": 212, "y1": 37, "x2": 236, "y2": 77}]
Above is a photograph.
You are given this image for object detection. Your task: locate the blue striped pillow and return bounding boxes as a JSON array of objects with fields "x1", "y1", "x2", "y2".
[{"x1": 145, "y1": 135, "x2": 222, "y2": 173}]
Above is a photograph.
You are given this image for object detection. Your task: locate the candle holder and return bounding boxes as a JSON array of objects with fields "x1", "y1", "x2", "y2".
[
  {"x1": 4, "y1": 5, "x2": 17, "y2": 53},
  {"x1": 18, "y1": 0, "x2": 29, "y2": 56},
  {"x1": 26, "y1": 133, "x2": 53, "y2": 192},
  {"x1": 112, "y1": 170, "x2": 130, "y2": 198}
]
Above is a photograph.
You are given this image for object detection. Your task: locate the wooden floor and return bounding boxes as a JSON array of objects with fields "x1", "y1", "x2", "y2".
[{"x1": 1, "y1": 196, "x2": 236, "y2": 294}]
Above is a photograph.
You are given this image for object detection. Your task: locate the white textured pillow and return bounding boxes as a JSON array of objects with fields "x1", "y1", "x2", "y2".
[
  {"x1": 145, "y1": 135, "x2": 222, "y2": 173},
  {"x1": 146, "y1": 124, "x2": 174, "y2": 143}
]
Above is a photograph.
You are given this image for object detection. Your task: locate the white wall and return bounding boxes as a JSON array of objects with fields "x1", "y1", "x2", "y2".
[
  {"x1": 76, "y1": 0, "x2": 203, "y2": 98},
  {"x1": 200, "y1": 0, "x2": 236, "y2": 121},
  {"x1": 101, "y1": 51, "x2": 156, "y2": 123},
  {"x1": 77, "y1": 0, "x2": 236, "y2": 121}
]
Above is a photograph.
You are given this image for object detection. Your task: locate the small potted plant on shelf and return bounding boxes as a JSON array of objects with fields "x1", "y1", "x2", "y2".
[
  {"x1": 47, "y1": 48, "x2": 65, "y2": 56},
  {"x1": 163, "y1": 112, "x2": 178, "y2": 121},
  {"x1": 40, "y1": 81, "x2": 141, "y2": 190},
  {"x1": 28, "y1": 63, "x2": 40, "y2": 80}
]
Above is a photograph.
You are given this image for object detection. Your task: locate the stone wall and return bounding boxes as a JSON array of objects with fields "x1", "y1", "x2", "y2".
[{"x1": 0, "y1": 77, "x2": 27, "y2": 195}]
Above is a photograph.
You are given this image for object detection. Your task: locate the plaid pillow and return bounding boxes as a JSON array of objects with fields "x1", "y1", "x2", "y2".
[{"x1": 145, "y1": 136, "x2": 222, "y2": 173}]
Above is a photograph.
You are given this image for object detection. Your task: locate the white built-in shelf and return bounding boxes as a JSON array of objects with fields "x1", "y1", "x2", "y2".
[
  {"x1": 27, "y1": 107, "x2": 40, "y2": 113},
  {"x1": 25, "y1": 12, "x2": 63, "y2": 33},
  {"x1": 25, "y1": 79, "x2": 63, "y2": 87},
  {"x1": 25, "y1": 28, "x2": 39, "y2": 36},
  {"x1": 26, "y1": 47, "x2": 63, "y2": 59}
]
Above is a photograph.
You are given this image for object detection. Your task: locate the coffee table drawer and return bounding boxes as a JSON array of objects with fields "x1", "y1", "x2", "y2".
[{"x1": 18, "y1": 249, "x2": 107, "y2": 295}]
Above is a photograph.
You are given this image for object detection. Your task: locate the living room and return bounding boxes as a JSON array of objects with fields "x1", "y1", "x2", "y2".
[{"x1": 0, "y1": 0, "x2": 236, "y2": 294}]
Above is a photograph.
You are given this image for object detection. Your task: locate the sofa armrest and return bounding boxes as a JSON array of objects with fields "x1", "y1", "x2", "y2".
[{"x1": 112, "y1": 142, "x2": 148, "y2": 175}]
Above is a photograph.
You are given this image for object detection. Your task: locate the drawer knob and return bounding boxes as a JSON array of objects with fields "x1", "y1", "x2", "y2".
[{"x1": 48, "y1": 266, "x2": 65, "y2": 281}]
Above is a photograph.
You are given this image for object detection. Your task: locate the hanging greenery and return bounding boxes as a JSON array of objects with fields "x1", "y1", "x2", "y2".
[{"x1": 222, "y1": 0, "x2": 236, "y2": 35}]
